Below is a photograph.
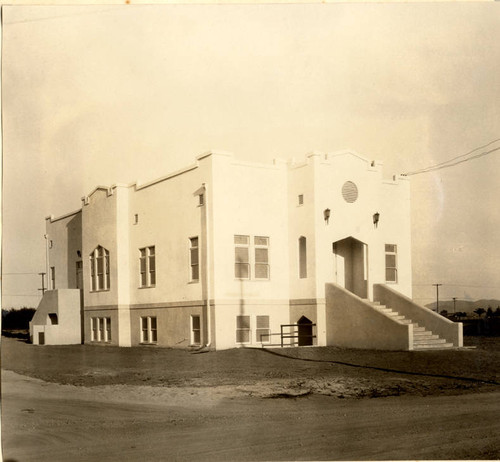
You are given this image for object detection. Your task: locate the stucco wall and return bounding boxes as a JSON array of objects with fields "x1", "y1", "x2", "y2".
[
  {"x1": 30, "y1": 289, "x2": 82, "y2": 345},
  {"x1": 47, "y1": 212, "x2": 82, "y2": 290},
  {"x1": 213, "y1": 300, "x2": 290, "y2": 350},
  {"x1": 325, "y1": 283, "x2": 412, "y2": 350},
  {"x1": 129, "y1": 303, "x2": 204, "y2": 347},
  {"x1": 374, "y1": 284, "x2": 462, "y2": 347},
  {"x1": 210, "y1": 155, "x2": 290, "y2": 302}
]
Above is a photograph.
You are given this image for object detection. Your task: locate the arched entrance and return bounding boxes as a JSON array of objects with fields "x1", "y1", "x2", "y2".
[
  {"x1": 297, "y1": 316, "x2": 314, "y2": 346},
  {"x1": 332, "y1": 236, "x2": 368, "y2": 298}
]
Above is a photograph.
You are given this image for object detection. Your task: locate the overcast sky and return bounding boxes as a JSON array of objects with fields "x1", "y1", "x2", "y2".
[{"x1": 2, "y1": 3, "x2": 500, "y2": 308}]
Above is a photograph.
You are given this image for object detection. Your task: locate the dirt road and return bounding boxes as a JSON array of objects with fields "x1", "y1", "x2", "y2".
[{"x1": 2, "y1": 369, "x2": 499, "y2": 461}]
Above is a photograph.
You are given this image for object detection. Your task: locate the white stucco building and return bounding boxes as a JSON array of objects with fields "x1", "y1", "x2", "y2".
[{"x1": 30, "y1": 150, "x2": 462, "y2": 350}]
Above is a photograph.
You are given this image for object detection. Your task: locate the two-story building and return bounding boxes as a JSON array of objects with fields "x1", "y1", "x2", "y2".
[{"x1": 30, "y1": 150, "x2": 462, "y2": 350}]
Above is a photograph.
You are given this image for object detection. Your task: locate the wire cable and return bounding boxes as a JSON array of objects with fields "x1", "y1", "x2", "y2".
[{"x1": 403, "y1": 138, "x2": 500, "y2": 176}]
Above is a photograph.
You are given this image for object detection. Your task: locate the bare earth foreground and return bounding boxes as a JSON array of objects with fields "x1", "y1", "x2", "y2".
[{"x1": 2, "y1": 336, "x2": 500, "y2": 461}]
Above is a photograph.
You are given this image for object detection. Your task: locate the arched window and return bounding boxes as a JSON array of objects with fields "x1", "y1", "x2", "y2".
[
  {"x1": 299, "y1": 236, "x2": 307, "y2": 279},
  {"x1": 90, "y1": 246, "x2": 110, "y2": 291}
]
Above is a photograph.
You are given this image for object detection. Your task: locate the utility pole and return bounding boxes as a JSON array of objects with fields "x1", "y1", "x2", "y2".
[
  {"x1": 452, "y1": 297, "x2": 457, "y2": 314},
  {"x1": 433, "y1": 283, "x2": 442, "y2": 313},
  {"x1": 38, "y1": 272, "x2": 46, "y2": 295}
]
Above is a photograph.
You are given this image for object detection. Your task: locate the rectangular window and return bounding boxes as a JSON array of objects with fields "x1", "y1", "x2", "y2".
[
  {"x1": 190, "y1": 237, "x2": 199, "y2": 282},
  {"x1": 236, "y1": 315, "x2": 251, "y2": 344},
  {"x1": 90, "y1": 246, "x2": 110, "y2": 291},
  {"x1": 91, "y1": 317, "x2": 111, "y2": 343},
  {"x1": 298, "y1": 194, "x2": 304, "y2": 206},
  {"x1": 234, "y1": 235, "x2": 250, "y2": 279},
  {"x1": 254, "y1": 236, "x2": 269, "y2": 279},
  {"x1": 385, "y1": 244, "x2": 398, "y2": 283},
  {"x1": 191, "y1": 315, "x2": 201, "y2": 345},
  {"x1": 234, "y1": 235, "x2": 270, "y2": 280},
  {"x1": 299, "y1": 237, "x2": 307, "y2": 279},
  {"x1": 256, "y1": 315, "x2": 270, "y2": 343},
  {"x1": 50, "y1": 266, "x2": 56, "y2": 290},
  {"x1": 139, "y1": 246, "x2": 156, "y2": 287},
  {"x1": 141, "y1": 316, "x2": 157, "y2": 344}
]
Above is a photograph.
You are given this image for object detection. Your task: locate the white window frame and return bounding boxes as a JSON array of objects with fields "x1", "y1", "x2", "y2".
[
  {"x1": 234, "y1": 235, "x2": 250, "y2": 279},
  {"x1": 385, "y1": 244, "x2": 398, "y2": 283},
  {"x1": 91, "y1": 317, "x2": 111, "y2": 342},
  {"x1": 189, "y1": 237, "x2": 200, "y2": 282},
  {"x1": 234, "y1": 235, "x2": 270, "y2": 280},
  {"x1": 139, "y1": 246, "x2": 156, "y2": 288},
  {"x1": 90, "y1": 246, "x2": 110, "y2": 292},
  {"x1": 254, "y1": 236, "x2": 270, "y2": 280},
  {"x1": 236, "y1": 315, "x2": 251, "y2": 344},
  {"x1": 256, "y1": 315, "x2": 271, "y2": 344},
  {"x1": 191, "y1": 315, "x2": 201, "y2": 345},
  {"x1": 140, "y1": 316, "x2": 158, "y2": 344}
]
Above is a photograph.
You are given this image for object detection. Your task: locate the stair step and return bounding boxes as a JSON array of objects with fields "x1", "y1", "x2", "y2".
[
  {"x1": 413, "y1": 343, "x2": 454, "y2": 350},
  {"x1": 413, "y1": 336, "x2": 442, "y2": 344},
  {"x1": 413, "y1": 327, "x2": 434, "y2": 338},
  {"x1": 398, "y1": 319, "x2": 413, "y2": 325}
]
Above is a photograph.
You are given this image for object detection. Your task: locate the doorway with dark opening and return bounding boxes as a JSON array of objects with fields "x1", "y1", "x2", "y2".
[
  {"x1": 297, "y1": 316, "x2": 314, "y2": 346},
  {"x1": 332, "y1": 236, "x2": 368, "y2": 298}
]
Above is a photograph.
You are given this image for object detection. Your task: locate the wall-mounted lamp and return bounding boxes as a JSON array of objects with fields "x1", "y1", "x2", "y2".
[
  {"x1": 324, "y1": 208, "x2": 331, "y2": 225},
  {"x1": 373, "y1": 212, "x2": 380, "y2": 228},
  {"x1": 48, "y1": 240, "x2": 53, "y2": 249}
]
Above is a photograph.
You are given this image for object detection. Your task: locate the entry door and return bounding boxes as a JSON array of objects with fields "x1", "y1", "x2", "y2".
[{"x1": 332, "y1": 237, "x2": 368, "y2": 298}]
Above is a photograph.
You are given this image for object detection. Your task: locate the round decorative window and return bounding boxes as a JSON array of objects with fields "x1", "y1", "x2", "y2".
[{"x1": 342, "y1": 181, "x2": 358, "y2": 203}]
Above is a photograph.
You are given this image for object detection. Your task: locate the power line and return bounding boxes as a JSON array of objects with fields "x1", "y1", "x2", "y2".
[
  {"x1": 3, "y1": 272, "x2": 41, "y2": 275},
  {"x1": 403, "y1": 138, "x2": 500, "y2": 176}
]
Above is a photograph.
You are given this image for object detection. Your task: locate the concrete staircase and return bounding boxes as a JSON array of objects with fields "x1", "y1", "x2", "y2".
[{"x1": 369, "y1": 301, "x2": 454, "y2": 350}]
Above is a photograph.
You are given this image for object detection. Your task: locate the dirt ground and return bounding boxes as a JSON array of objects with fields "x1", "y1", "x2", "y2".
[{"x1": 2, "y1": 336, "x2": 500, "y2": 460}]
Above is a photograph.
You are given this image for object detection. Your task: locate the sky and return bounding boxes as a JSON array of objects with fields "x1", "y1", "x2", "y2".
[{"x1": 2, "y1": 3, "x2": 500, "y2": 308}]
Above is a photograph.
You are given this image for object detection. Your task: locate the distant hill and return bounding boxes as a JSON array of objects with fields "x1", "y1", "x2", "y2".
[{"x1": 425, "y1": 299, "x2": 500, "y2": 314}]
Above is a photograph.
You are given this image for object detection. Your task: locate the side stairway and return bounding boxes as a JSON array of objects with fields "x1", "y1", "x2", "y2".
[{"x1": 368, "y1": 301, "x2": 454, "y2": 350}]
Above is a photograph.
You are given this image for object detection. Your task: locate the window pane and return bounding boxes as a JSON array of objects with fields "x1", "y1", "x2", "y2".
[
  {"x1": 142, "y1": 317, "x2": 148, "y2": 329},
  {"x1": 256, "y1": 328, "x2": 270, "y2": 343},
  {"x1": 193, "y1": 330, "x2": 201, "y2": 344},
  {"x1": 140, "y1": 257, "x2": 146, "y2": 272},
  {"x1": 192, "y1": 316, "x2": 200, "y2": 330},
  {"x1": 190, "y1": 248, "x2": 199, "y2": 265},
  {"x1": 150, "y1": 271, "x2": 156, "y2": 285},
  {"x1": 254, "y1": 236, "x2": 269, "y2": 246},
  {"x1": 299, "y1": 237, "x2": 307, "y2": 279},
  {"x1": 150, "y1": 317, "x2": 157, "y2": 329},
  {"x1": 255, "y1": 248, "x2": 268, "y2": 263},
  {"x1": 234, "y1": 235, "x2": 249, "y2": 245},
  {"x1": 236, "y1": 330, "x2": 250, "y2": 343},
  {"x1": 190, "y1": 237, "x2": 198, "y2": 247},
  {"x1": 385, "y1": 244, "x2": 396, "y2": 253},
  {"x1": 386, "y1": 255, "x2": 397, "y2": 267},
  {"x1": 149, "y1": 256, "x2": 155, "y2": 271},
  {"x1": 255, "y1": 264, "x2": 269, "y2": 279},
  {"x1": 151, "y1": 330, "x2": 157, "y2": 342},
  {"x1": 141, "y1": 272, "x2": 147, "y2": 286},
  {"x1": 140, "y1": 248, "x2": 146, "y2": 257},
  {"x1": 386, "y1": 268, "x2": 397, "y2": 282},
  {"x1": 235, "y1": 263, "x2": 249, "y2": 279},
  {"x1": 148, "y1": 246, "x2": 155, "y2": 256},
  {"x1": 97, "y1": 256, "x2": 104, "y2": 274},
  {"x1": 98, "y1": 273, "x2": 104, "y2": 288},
  {"x1": 235, "y1": 247, "x2": 249, "y2": 263},
  {"x1": 191, "y1": 265, "x2": 199, "y2": 281},
  {"x1": 256, "y1": 315, "x2": 269, "y2": 329},
  {"x1": 237, "y1": 316, "x2": 250, "y2": 329}
]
